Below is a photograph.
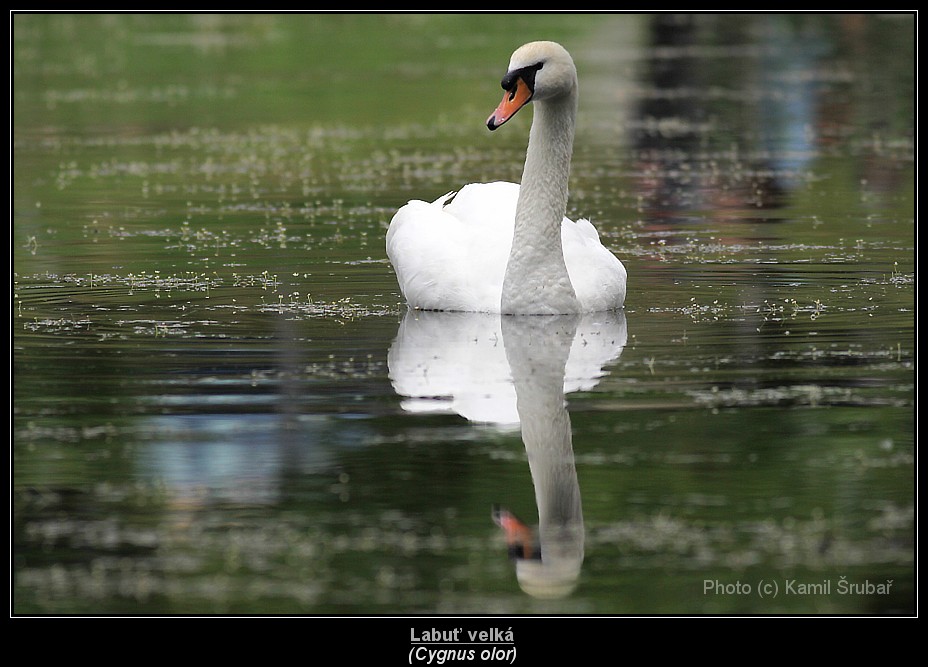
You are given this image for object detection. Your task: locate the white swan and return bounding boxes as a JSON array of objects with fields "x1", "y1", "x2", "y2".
[{"x1": 387, "y1": 41, "x2": 627, "y2": 315}]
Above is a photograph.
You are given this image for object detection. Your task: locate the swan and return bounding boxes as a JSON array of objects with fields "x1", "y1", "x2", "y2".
[{"x1": 386, "y1": 41, "x2": 627, "y2": 315}]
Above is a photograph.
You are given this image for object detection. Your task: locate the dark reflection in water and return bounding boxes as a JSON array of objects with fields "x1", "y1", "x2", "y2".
[
  {"x1": 389, "y1": 310, "x2": 627, "y2": 597},
  {"x1": 630, "y1": 13, "x2": 912, "y2": 236},
  {"x1": 633, "y1": 14, "x2": 805, "y2": 228}
]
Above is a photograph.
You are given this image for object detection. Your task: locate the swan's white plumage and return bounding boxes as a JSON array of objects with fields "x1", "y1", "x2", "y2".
[
  {"x1": 386, "y1": 41, "x2": 627, "y2": 315},
  {"x1": 388, "y1": 181, "x2": 626, "y2": 313},
  {"x1": 387, "y1": 182, "x2": 516, "y2": 313}
]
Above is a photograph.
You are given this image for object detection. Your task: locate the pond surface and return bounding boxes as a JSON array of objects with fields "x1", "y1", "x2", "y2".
[{"x1": 13, "y1": 13, "x2": 915, "y2": 616}]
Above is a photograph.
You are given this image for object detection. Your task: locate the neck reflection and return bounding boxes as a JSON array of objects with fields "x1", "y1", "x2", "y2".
[{"x1": 388, "y1": 309, "x2": 627, "y2": 598}]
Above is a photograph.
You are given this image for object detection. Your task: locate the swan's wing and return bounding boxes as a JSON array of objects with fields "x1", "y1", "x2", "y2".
[
  {"x1": 441, "y1": 181, "x2": 520, "y2": 227},
  {"x1": 387, "y1": 198, "x2": 470, "y2": 310},
  {"x1": 387, "y1": 182, "x2": 518, "y2": 312},
  {"x1": 574, "y1": 218, "x2": 600, "y2": 243},
  {"x1": 561, "y1": 218, "x2": 627, "y2": 311}
]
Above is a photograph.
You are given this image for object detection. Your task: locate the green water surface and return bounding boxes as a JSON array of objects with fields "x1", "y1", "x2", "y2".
[{"x1": 13, "y1": 13, "x2": 915, "y2": 616}]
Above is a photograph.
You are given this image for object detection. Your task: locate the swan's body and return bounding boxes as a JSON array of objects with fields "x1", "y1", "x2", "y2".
[{"x1": 386, "y1": 41, "x2": 626, "y2": 315}]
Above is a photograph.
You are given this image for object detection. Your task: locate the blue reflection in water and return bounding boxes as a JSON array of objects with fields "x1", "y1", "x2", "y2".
[
  {"x1": 137, "y1": 407, "x2": 372, "y2": 505},
  {"x1": 757, "y1": 18, "x2": 827, "y2": 186}
]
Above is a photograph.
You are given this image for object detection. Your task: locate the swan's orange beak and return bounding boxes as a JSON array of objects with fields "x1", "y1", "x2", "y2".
[{"x1": 487, "y1": 76, "x2": 533, "y2": 131}]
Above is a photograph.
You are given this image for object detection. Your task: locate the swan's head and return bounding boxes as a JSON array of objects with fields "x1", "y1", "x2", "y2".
[{"x1": 487, "y1": 41, "x2": 577, "y2": 131}]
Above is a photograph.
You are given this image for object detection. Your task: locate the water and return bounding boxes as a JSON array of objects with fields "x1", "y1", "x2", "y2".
[{"x1": 13, "y1": 13, "x2": 914, "y2": 616}]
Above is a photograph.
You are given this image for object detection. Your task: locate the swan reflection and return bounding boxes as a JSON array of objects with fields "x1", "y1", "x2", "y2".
[{"x1": 388, "y1": 309, "x2": 627, "y2": 597}]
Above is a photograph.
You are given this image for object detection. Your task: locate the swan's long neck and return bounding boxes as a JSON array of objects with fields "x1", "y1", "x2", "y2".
[{"x1": 502, "y1": 92, "x2": 580, "y2": 315}]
